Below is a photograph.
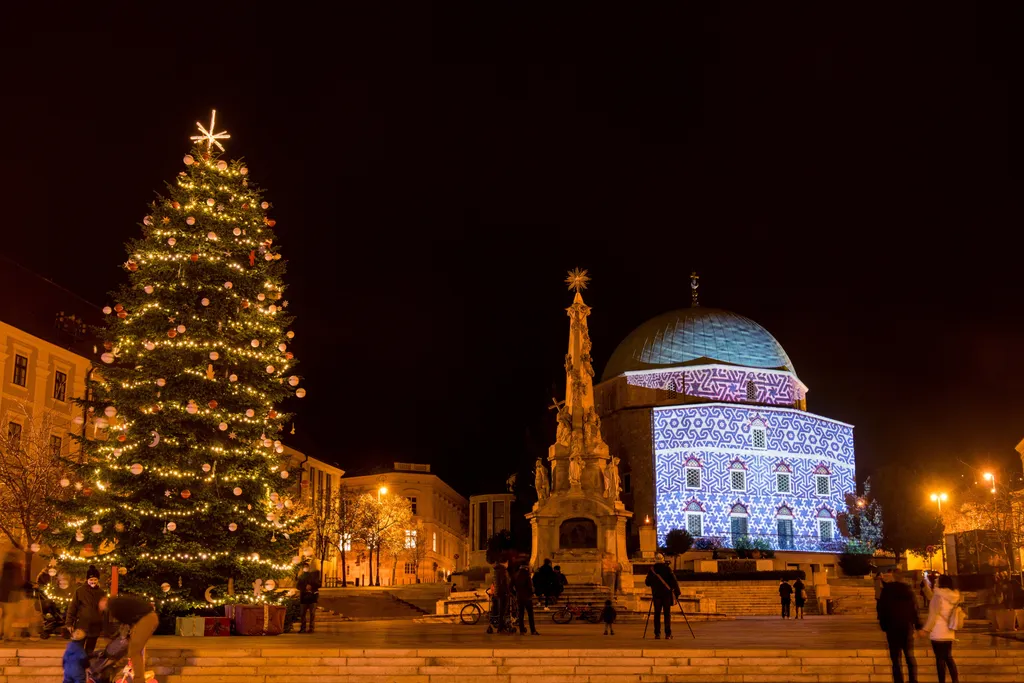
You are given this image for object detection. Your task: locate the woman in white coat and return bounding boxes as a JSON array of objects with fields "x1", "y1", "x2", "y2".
[{"x1": 922, "y1": 574, "x2": 960, "y2": 683}]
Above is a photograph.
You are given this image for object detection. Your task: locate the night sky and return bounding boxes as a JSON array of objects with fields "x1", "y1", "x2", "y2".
[{"x1": 3, "y1": 6, "x2": 1019, "y2": 499}]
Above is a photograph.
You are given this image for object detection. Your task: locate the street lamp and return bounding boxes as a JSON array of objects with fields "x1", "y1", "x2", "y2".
[
  {"x1": 929, "y1": 492, "x2": 949, "y2": 574},
  {"x1": 983, "y1": 472, "x2": 995, "y2": 494},
  {"x1": 378, "y1": 485, "x2": 388, "y2": 500}
]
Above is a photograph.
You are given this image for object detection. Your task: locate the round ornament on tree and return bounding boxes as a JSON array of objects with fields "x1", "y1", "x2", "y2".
[
  {"x1": 186, "y1": 401, "x2": 198, "y2": 414},
  {"x1": 103, "y1": 306, "x2": 112, "y2": 315},
  {"x1": 233, "y1": 487, "x2": 242, "y2": 496},
  {"x1": 183, "y1": 155, "x2": 195, "y2": 165},
  {"x1": 217, "y1": 160, "x2": 228, "y2": 171},
  {"x1": 101, "y1": 352, "x2": 114, "y2": 364},
  {"x1": 91, "y1": 524, "x2": 102, "y2": 533},
  {"x1": 144, "y1": 285, "x2": 153, "y2": 294},
  {"x1": 167, "y1": 237, "x2": 176, "y2": 246},
  {"x1": 167, "y1": 522, "x2": 177, "y2": 531},
  {"x1": 296, "y1": 388, "x2": 306, "y2": 398},
  {"x1": 202, "y1": 298, "x2": 210, "y2": 307},
  {"x1": 186, "y1": 217, "x2": 195, "y2": 225},
  {"x1": 130, "y1": 463, "x2": 143, "y2": 475},
  {"x1": 224, "y1": 281, "x2": 233, "y2": 289},
  {"x1": 181, "y1": 490, "x2": 191, "y2": 499},
  {"x1": 60, "y1": 478, "x2": 71, "y2": 487},
  {"x1": 161, "y1": 583, "x2": 171, "y2": 593},
  {"x1": 233, "y1": 227, "x2": 241, "y2": 236},
  {"x1": 202, "y1": 463, "x2": 212, "y2": 472},
  {"x1": 156, "y1": 378, "x2": 166, "y2": 387},
  {"x1": 75, "y1": 531, "x2": 84, "y2": 542},
  {"x1": 228, "y1": 523, "x2": 238, "y2": 532}
]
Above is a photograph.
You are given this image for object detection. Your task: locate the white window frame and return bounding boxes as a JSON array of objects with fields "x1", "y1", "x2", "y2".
[
  {"x1": 776, "y1": 517, "x2": 795, "y2": 549},
  {"x1": 776, "y1": 471, "x2": 792, "y2": 493},
  {"x1": 730, "y1": 514, "x2": 748, "y2": 541},
  {"x1": 53, "y1": 369, "x2": 68, "y2": 402},
  {"x1": 404, "y1": 529, "x2": 417, "y2": 549},
  {"x1": 685, "y1": 466, "x2": 701, "y2": 490},
  {"x1": 685, "y1": 512, "x2": 703, "y2": 537},
  {"x1": 815, "y1": 474, "x2": 830, "y2": 496},
  {"x1": 751, "y1": 424, "x2": 767, "y2": 450},
  {"x1": 730, "y1": 468, "x2": 746, "y2": 492}
]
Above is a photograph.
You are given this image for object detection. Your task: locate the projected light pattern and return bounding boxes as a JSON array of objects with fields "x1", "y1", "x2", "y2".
[
  {"x1": 625, "y1": 365, "x2": 804, "y2": 406},
  {"x1": 653, "y1": 403, "x2": 854, "y2": 552}
]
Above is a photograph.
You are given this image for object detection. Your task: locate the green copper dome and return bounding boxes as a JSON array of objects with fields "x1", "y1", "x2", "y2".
[{"x1": 602, "y1": 307, "x2": 796, "y2": 382}]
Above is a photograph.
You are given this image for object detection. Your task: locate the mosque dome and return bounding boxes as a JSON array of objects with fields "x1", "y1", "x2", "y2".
[{"x1": 602, "y1": 307, "x2": 796, "y2": 382}]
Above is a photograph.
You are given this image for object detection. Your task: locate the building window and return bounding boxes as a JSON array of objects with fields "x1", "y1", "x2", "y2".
[
  {"x1": 777, "y1": 519, "x2": 794, "y2": 550},
  {"x1": 432, "y1": 532, "x2": 437, "y2": 553},
  {"x1": 49, "y1": 435, "x2": 62, "y2": 458},
  {"x1": 12, "y1": 355, "x2": 28, "y2": 387},
  {"x1": 623, "y1": 472, "x2": 631, "y2": 494},
  {"x1": 815, "y1": 475, "x2": 830, "y2": 496},
  {"x1": 746, "y1": 380, "x2": 757, "y2": 401},
  {"x1": 493, "y1": 500, "x2": 506, "y2": 533},
  {"x1": 340, "y1": 533, "x2": 352, "y2": 552},
  {"x1": 777, "y1": 472, "x2": 791, "y2": 493},
  {"x1": 752, "y1": 424, "x2": 767, "y2": 450},
  {"x1": 408, "y1": 497, "x2": 417, "y2": 515},
  {"x1": 53, "y1": 370, "x2": 67, "y2": 402},
  {"x1": 7, "y1": 422, "x2": 22, "y2": 450},
  {"x1": 818, "y1": 519, "x2": 833, "y2": 542},
  {"x1": 685, "y1": 467, "x2": 701, "y2": 490},
  {"x1": 730, "y1": 469, "x2": 746, "y2": 492},
  {"x1": 404, "y1": 562, "x2": 416, "y2": 575},
  {"x1": 685, "y1": 513, "x2": 703, "y2": 537},
  {"x1": 405, "y1": 529, "x2": 417, "y2": 549},
  {"x1": 730, "y1": 516, "x2": 748, "y2": 544}
]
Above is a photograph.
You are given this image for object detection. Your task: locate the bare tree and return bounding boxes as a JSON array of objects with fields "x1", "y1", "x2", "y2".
[
  {"x1": 336, "y1": 487, "x2": 362, "y2": 587},
  {"x1": 354, "y1": 492, "x2": 412, "y2": 586},
  {"x1": 0, "y1": 402, "x2": 70, "y2": 582},
  {"x1": 307, "y1": 490, "x2": 340, "y2": 577}
]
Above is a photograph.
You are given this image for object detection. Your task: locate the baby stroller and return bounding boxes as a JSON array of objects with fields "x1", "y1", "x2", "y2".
[
  {"x1": 36, "y1": 593, "x2": 64, "y2": 640},
  {"x1": 485, "y1": 590, "x2": 518, "y2": 634},
  {"x1": 86, "y1": 628, "x2": 134, "y2": 683}
]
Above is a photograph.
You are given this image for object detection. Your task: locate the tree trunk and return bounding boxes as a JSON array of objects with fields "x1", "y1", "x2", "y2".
[
  {"x1": 368, "y1": 547, "x2": 374, "y2": 586},
  {"x1": 391, "y1": 556, "x2": 397, "y2": 586},
  {"x1": 375, "y1": 546, "x2": 381, "y2": 586},
  {"x1": 23, "y1": 547, "x2": 34, "y2": 584}
]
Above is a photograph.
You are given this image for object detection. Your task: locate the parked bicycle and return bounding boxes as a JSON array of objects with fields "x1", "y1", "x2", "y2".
[
  {"x1": 459, "y1": 593, "x2": 519, "y2": 633},
  {"x1": 552, "y1": 599, "x2": 599, "y2": 624}
]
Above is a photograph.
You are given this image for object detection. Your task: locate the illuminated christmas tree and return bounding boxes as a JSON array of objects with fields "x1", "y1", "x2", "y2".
[{"x1": 54, "y1": 111, "x2": 307, "y2": 608}]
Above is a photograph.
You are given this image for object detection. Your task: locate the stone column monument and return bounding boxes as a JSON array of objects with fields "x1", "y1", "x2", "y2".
[{"x1": 526, "y1": 269, "x2": 632, "y2": 585}]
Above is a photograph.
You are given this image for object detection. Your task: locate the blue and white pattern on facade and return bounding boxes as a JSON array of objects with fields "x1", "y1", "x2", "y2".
[{"x1": 653, "y1": 403, "x2": 854, "y2": 552}]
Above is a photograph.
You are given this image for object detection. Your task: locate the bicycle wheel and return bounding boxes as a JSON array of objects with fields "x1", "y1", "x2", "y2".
[
  {"x1": 552, "y1": 608, "x2": 573, "y2": 624},
  {"x1": 460, "y1": 602, "x2": 483, "y2": 625},
  {"x1": 581, "y1": 609, "x2": 600, "y2": 624}
]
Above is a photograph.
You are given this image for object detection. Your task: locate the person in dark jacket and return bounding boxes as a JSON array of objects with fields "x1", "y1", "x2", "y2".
[
  {"x1": 0, "y1": 551, "x2": 24, "y2": 640},
  {"x1": 532, "y1": 559, "x2": 556, "y2": 608},
  {"x1": 512, "y1": 565, "x2": 539, "y2": 635},
  {"x1": 793, "y1": 578, "x2": 807, "y2": 620},
  {"x1": 65, "y1": 565, "x2": 106, "y2": 654},
  {"x1": 601, "y1": 599, "x2": 617, "y2": 636},
  {"x1": 296, "y1": 562, "x2": 322, "y2": 633},
  {"x1": 645, "y1": 554, "x2": 681, "y2": 639},
  {"x1": 877, "y1": 572, "x2": 922, "y2": 683},
  {"x1": 492, "y1": 559, "x2": 511, "y2": 633},
  {"x1": 106, "y1": 594, "x2": 157, "y2": 683},
  {"x1": 552, "y1": 565, "x2": 568, "y2": 603},
  {"x1": 779, "y1": 579, "x2": 794, "y2": 619}
]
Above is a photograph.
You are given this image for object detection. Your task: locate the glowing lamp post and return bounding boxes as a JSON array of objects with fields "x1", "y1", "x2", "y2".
[
  {"x1": 983, "y1": 472, "x2": 995, "y2": 494},
  {"x1": 929, "y1": 492, "x2": 949, "y2": 574}
]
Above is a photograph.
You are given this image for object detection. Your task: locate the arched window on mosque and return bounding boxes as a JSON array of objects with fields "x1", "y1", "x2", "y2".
[
  {"x1": 751, "y1": 421, "x2": 767, "y2": 450},
  {"x1": 746, "y1": 380, "x2": 757, "y2": 402}
]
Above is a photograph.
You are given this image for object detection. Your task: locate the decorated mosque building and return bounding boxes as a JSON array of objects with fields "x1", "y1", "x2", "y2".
[{"x1": 594, "y1": 275, "x2": 855, "y2": 555}]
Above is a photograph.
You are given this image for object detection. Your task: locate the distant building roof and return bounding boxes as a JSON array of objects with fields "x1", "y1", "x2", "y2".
[{"x1": 0, "y1": 255, "x2": 102, "y2": 357}]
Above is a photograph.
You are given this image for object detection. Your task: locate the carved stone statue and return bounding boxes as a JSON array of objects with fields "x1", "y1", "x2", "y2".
[
  {"x1": 534, "y1": 458, "x2": 550, "y2": 500},
  {"x1": 569, "y1": 454, "x2": 583, "y2": 487},
  {"x1": 556, "y1": 406, "x2": 572, "y2": 447},
  {"x1": 584, "y1": 407, "x2": 603, "y2": 446},
  {"x1": 605, "y1": 456, "x2": 621, "y2": 501}
]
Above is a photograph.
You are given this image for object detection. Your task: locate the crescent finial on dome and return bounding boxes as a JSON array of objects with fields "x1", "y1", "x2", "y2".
[{"x1": 690, "y1": 271, "x2": 700, "y2": 307}]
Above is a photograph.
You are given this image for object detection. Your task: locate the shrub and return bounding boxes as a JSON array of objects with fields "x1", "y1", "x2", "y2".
[
  {"x1": 661, "y1": 528, "x2": 694, "y2": 557},
  {"x1": 674, "y1": 570, "x2": 805, "y2": 582},
  {"x1": 719, "y1": 559, "x2": 757, "y2": 573},
  {"x1": 693, "y1": 536, "x2": 724, "y2": 552},
  {"x1": 733, "y1": 536, "x2": 755, "y2": 559},
  {"x1": 751, "y1": 538, "x2": 776, "y2": 559},
  {"x1": 838, "y1": 552, "x2": 873, "y2": 577}
]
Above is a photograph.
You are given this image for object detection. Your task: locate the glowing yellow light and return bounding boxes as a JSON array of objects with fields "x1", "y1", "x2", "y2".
[{"x1": 190, "y1": 109, "x2": 231, "y2": 151}]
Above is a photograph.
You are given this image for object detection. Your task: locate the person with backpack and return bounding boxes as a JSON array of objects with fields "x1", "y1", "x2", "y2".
[
  {"x1": 792, "y1": 577, "x2": 807, "y2": 619},
  {"x1": 923, "y1": 574, "x2": 962, "y2": 683}
]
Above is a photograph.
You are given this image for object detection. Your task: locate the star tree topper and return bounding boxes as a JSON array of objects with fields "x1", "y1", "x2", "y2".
[
  {"x1": 190, "y1": 109, "x2": 231, "y2": 151},
  {"x1": 565, "y1": 268, "x2": 591, "y2": 293}
]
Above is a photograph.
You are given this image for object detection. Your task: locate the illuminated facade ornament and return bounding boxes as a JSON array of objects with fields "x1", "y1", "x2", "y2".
[{"x1": 190, "y1": 109, "x2": 231, "y2": 151}]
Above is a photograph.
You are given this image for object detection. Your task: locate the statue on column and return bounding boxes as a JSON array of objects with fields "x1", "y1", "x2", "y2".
[
  {"x1": 569, "y1": 454, "x2": 583, "y2": 487},
  {"x1": 534, "y1": 458, "x2": 550, "y2": 500},
  {"x1": 604, "y1": 456, "x2": 621, "y2": 501},
  {"x1": 556, "y1": 406, "x2": 571, "y2": 447}
]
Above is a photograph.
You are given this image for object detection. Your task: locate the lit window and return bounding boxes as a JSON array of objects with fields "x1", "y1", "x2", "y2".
[
  {"x1": 340, "y1": 533, "x2": 352, "y2": 552},
  {"x1": 685, "y1": 467, "x2": 701, "y2": 490},
  {"x1": 405, "y1": 529, "x2": 417, "y2": 549},
  {"x1": 746, "y1": 381, "x2": 757, "y2": 401},
  {"x1": 752, "y1": 425, "x2": 767, "y2": 450},
  {"x1": 408, "y1": 497, "x2": 417, "y2": 515},
  {"x1": 49, "y1": 435, "x2": 62, "y2": 458},
  {"x1": 815, "y1": 475, "x2": 830, "y2": 496},
  {"x1": 404, "y1": 562, "x2": 416, "y2": 575},
  {"x1": 730, "y1": 469, "x2": 746, "y2": 492},
  {"x1": 685, "y1": 513, "x2": 703, "y2": 537},
  {"x1": 777, "y1": 472, "x2": 791, "y2": 493},
  {"x1": 7, "y1": 422, "x2": 22, "y2": 450},
  {"x1": 818, "y1": 519, "x2": 833, "y2": 542},
  {"x1": 432, "y1": 532, "x2": 437, "y2": 553},
  {"x1": 53, "y1": 371, "x2": 67, "y2": 402},
  {"x1": 12, "y1": 355, "x2": 27, "y2": 387}
]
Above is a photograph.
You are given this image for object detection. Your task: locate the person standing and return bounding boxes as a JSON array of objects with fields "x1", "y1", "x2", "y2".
[
  {"x1": 492, "y1": 559, "x2": 511, "y2": 634},
  {"x1": 105, "y1": 594, "x2": 157, "y2": 683},
  {"x1": 779, "y1": 579, "x2": 793, "y2": 619},
  {"x1": 923, "y1": 575, "x2": 960, "y2": 683},
  {"x1": 552, "y1": 565, "x2": 568, "y2": 604},
  {"x1": 645, "y1": 554, "x2": 680, "y2": 639},
  {"x1": 877, "y1": 570, "x2": 922, "y2": 683},
  {"x1": 0, "y1": 551, "x2": 24, "y2": 641},
  {"x1": 600, "y1": 599, "x2": 617, "y2": 636},
  {"x1": 296, "y1": 561, "x2": 322, "y2": 633},
  {"x1": 793, "y1": 577, "x2": 806, "y2": 619},
  {"x1": 512, "y1": 564, "x2": 539, "y2": 635},
  {"x1": 65, "y1": 566, "x2": 106, "y2": 654}
]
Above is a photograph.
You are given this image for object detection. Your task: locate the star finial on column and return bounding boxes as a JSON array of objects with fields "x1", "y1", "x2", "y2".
[{"x1": 565, "y1": 268, "x2": 591, "y2": 293}]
